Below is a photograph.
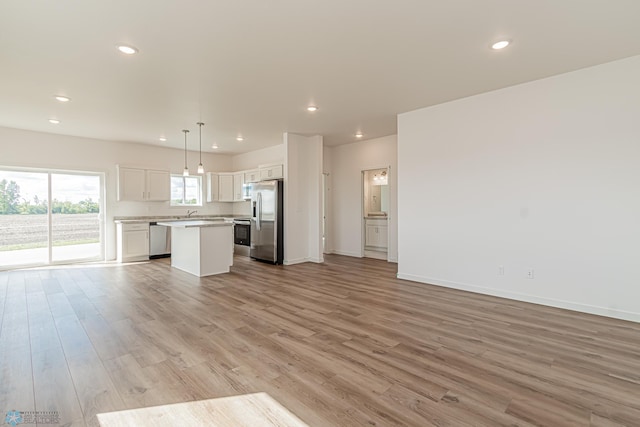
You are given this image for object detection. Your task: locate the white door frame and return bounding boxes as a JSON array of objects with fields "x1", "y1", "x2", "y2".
[{"x1": 361, "y1": 166, "x2": 391, "y2": 261}]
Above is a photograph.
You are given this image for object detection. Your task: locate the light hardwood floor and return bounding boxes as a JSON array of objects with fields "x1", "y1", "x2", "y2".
[{"x1": 1, "y1": 254, "x2": 639, "y2": 426}]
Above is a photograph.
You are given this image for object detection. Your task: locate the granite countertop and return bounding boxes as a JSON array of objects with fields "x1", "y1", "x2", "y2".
[
  {"x1": 157, "y1": 219, "x2": 233, "y2": 228},
  {"x1": 114, "y1": 215, "x2": 244, "y2": 224}
]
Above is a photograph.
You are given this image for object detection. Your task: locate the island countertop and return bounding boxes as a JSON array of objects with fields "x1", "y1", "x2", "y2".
[{"x1": 157, "y1": 220, "x2": 233, "y2": 228}]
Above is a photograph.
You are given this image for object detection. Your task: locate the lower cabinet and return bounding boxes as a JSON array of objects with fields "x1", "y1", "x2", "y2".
[
  {"x1": 117, "y1": 223, "x2": 149, "y2": 262},
  {"x1": 365, "y1": 219, "x2": 388, "y2": 249}
]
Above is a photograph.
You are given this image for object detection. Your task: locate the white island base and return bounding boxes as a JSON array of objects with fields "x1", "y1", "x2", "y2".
[{"x1": 158, "y1": 220, "x2": 233, "y2": 277}]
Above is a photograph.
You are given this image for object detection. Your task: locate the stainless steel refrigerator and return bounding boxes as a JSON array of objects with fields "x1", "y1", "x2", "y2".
[{"x1": 250, "y1": 179, "x2": 284, "y2": 264}]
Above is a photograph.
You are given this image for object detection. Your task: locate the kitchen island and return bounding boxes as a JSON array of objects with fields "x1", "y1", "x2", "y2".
[{"x1": 157, "y1": 220, "x2": 233, "y2": 277}]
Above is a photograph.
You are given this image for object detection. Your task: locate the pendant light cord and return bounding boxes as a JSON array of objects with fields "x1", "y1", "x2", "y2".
[
  {"x1": 182, "y1": 129, "x2": 189, "y2": 168},
  {"x1": 197, "y1": 122, "x2": 204, "y2": 164}
]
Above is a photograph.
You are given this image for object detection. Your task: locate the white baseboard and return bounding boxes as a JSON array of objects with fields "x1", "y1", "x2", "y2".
[
  {"x1": 330, "y1": 250, "x2": 399, "y2": 263},
  {"x1": 397, "y1": 272, "x2": 640, "y2": 323},
  {"x1": 284, "y1": 256, "x2": 324, "y2": 266},
  {"x1": 284, "y1": 258, "x2": 308, "y2": 265},
  {"x1": 330, "y1": 249, "x2": 363, "y2": 258}
]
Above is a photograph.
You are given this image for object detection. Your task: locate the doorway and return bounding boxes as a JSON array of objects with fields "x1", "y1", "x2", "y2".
[
  {"x1": 322, "y1": 172, "x2": 330, "y2": 254},
  {"x1": 362, "y1": 167, "x2": 389, "y2": 260},
  {"x1": 0, "y1": 168, "x2": 104, "y2": 269}
]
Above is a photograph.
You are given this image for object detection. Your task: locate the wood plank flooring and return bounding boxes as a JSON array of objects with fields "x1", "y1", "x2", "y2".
[{"x1": 1, "y1": 254, "x2": 639, "y2": 426}]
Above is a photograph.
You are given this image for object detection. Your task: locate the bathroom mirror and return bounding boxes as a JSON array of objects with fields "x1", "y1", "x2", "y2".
[{"x1": 363, "y1": 168, "x2": 389, "y2": 217}]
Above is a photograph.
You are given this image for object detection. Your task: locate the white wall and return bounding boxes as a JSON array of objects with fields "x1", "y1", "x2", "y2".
[
  {"x1": 0, "y1": 126, "x2": 234, "y2": 260},
  {"x1": 231, "y1": 144, "x2": 284, "y2": 171},
  {"x1": 326, "y1": 135, "x2": 398, "y2": 261},
  {"x1": 398, "y1": 55, "x2": 640, "y2": 322},
  {"x1": 284, "y1": 133, "x2": 323, "y2": 264}
]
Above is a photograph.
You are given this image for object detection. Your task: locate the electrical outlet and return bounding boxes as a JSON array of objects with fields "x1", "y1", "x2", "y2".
[
  {"x1": 527, "y1": 269, "x2": 534, "y2": 279},
  {"x1": 498, "y1": 265, "x2": 504, "y2": 276}
]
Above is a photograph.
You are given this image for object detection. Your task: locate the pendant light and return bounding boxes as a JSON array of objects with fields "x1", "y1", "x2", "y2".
[
  {"x1": 196, "y1": 122, "x2": 205, "y2": 174},
  {"x1": 182, "y1": 129, "x2": 190, "y2": 176}
]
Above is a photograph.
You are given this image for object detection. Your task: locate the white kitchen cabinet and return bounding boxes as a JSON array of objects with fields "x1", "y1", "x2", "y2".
[
  {"x1": 117, "y1": 223, "x2": 149, "y2": 262},
  {"x1": 244, "y1": 165, "x2": 283, "y2": 183},
  {"x1": 117, "y1": 166, "x2": 170, "y2": 201},
  {"x1": 206, "y1": 172, "x2": 234, "y2": 202},
  {"x1": 206, "y1": 173, "x2": 218, "y2": 202},
  {"x1": 365, "y1": 219, "x2": 388, "y2": 249},
  {"x1": 233, "y1": 172, "x2": 245, "y2": 201},
  {"x1": 117, "y1": 167, "x2": 145, "y2": 201},
  {"x1": 209, "y1": 166, "x2": 282, "y2": 202},
  {"x1": 146, "y1": 170, "x2": 171, "y2": 201},
  {"x1": 259, "y1": 164, "x2": 283, "y2": 181},
  {"x1": 218, "y1": 174, "x2": 234, "y2": 202},
  {"x1": 244, "y1": 169, "x2": 260, "y2": 183}
]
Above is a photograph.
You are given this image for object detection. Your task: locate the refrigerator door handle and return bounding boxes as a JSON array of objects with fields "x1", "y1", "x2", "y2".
[{"x1": 257, "y1": 192, "x2": 262, "y2": 231}]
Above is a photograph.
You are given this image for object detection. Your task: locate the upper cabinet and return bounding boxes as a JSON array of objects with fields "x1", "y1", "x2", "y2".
[
  {"x1": 117, "y1": 166, "x2": 170, "y2": 201},
  {"x1": 233, "y1": 172, "x2": 245, "y2": 202},
  {"x1": 244, "y1": 169, "x2": 260, "y2": 183},
  {"x1": 245, "y1": 165, "x2": 283, "y2": 183},
  {"x1": 206, "y1": 173, "x2": 219, "y2": 202},
  {"x1": 146, "y1": 169, "x2": 171, "y2": 201},
  {"x1": 117, "y1": 167, "x2": 145, "y2": 201},
  {"x1": 208, "y1": 164, "x2": 283, "y2": 203},
  {"x1": 207, "y1": 172, "x2": 235, "y2": 202},
  {"x1": 218, "y1": 174, "x2": 234, "y2": 202},
  {"x1": 260, "y1": 164, "x2": 283, "y2": 181}
]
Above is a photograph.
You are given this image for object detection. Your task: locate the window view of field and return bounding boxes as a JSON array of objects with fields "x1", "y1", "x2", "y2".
[
  {"x1": 0, "y1": 213, "x2": 99, "y2": 251},
  {"x1": 0, "y1": 172, "x2": 102, "y2": 266}
]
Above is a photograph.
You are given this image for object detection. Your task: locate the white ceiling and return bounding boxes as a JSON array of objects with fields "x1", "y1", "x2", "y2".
[{"x1": 2, "y1": 1, "x2": 640, "y2": 154}]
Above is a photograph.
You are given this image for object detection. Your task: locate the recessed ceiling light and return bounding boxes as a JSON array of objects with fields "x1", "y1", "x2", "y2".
[
  {"x1": 117, "y1": 45, "x2": 138, "y2": 55},
  {"x1": 54, "y1": 95, "x2": 71, "y2": 102},
  {"x1": 211, "y1": 144, "x2": 219, "y2": 149},
  {"x1": 49, "y1": 119, "x2": 60, "y2": 124},
  {"x1": 491, "y1": 40, "x2": 511, "y2": 50},
  {"x1": 159, "y1": 137, "x2": 167, "y2": 142},
  {"x1": 355, "y1": 132, "x2": 364, "y2": 138},
  {"x1": 307, "y1": 106, "x2": 318, "y2": 112},
  {"x1": 236, "y1": 136, "x2": 244, "y2": 142}
]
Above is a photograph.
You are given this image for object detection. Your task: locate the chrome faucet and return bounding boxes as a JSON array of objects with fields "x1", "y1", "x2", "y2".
[{"x1": 187, "y1": 210, "x2": 197, "y2": 218}]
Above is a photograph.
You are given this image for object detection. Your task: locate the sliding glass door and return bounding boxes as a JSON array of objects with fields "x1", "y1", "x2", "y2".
[
  {"x1": 0, "y1": 171, "x2": 49, "y2": 266},
  {"x1": 51, "y1": 173, "x2": 102, "y2": 262},
  {"x1": 0, "y1": 168, "x2": 104, "y2": 268}
]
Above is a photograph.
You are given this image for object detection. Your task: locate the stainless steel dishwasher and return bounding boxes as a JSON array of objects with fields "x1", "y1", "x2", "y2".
[{"x1": 149, "y1": 222, "x2": 171, "y2": 259}]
